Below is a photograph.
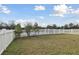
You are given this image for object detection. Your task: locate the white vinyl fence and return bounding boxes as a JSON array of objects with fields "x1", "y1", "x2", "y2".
[
  {"x1": 0, "y1": 29, "x2": 15, "y2": 54},
  {"x1": 21, "y1": 29, "x2": 79, "y2": 37},
  {"x1": 1, "y1": 29, "x2": 79, "y2": 54}
]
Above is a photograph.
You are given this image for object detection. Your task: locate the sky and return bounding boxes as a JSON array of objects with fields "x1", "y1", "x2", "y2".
[{"x1": 0, "y1": 4, "x2": 79, "y2": 27}]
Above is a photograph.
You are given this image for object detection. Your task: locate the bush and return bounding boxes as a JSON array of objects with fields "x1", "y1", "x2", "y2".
[{"x1": 15, "y1": 24, "x2": 22, "y2": 38}]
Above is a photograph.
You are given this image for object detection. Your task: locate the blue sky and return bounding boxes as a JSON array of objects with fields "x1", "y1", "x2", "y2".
[{"x1": 0, "y1": 4, "x2": 79, "y2": 27}]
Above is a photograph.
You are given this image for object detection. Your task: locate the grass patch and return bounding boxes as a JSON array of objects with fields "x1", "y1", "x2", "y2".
[{"x1": 2, "y1": 34, "x2": 79, "y2": 55}]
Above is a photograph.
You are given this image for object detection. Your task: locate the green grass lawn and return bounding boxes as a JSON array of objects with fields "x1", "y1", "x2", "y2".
[{"x1": 2, "y1": 34, "x2": 79, "y2": 55}]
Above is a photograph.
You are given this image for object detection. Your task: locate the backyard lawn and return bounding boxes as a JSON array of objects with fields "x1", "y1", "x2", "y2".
[{"x1": 2, "y1": 34, "x2": 79, "y2": 55}]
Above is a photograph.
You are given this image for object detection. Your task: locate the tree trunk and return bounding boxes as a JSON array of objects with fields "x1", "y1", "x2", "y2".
[{"x1": 27, "y1": 32, "x2": 30, "y2": 37}]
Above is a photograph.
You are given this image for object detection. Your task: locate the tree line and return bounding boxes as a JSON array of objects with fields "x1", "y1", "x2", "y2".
[
  {"x1": 46, "y1": 23, "x2": 79, "y2": 29},
  {"x1": 0, "y1": 22, "x2": 79, "y2": 29},
  {"x1": 0, "y1": 21, "x2": 79, "y2": 37}
]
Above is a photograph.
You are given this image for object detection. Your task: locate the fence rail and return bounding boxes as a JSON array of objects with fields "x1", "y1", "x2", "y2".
[{"x1": 1, "y1": 29, "x2": 79, "y2": 54}]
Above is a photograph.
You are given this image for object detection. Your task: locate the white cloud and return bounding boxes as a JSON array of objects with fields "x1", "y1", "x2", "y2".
[
  {"x1": 15, "y1": 18, "x2": 47, "y2": 27},
  {"x1": 53, "y1": 13, "x2": 64, "y2": 17},
  {"x1": 15, "y1": 19, "x2": 25, "y2": 27},
  {"x1": 53, "y1": 4, "x2": 79, "y2": 17},
  {"x1": 39, "y1": 16, "x2": 44, "y2": 19},
  {"x1": 73, "y1": 8, "x2": 79, "y2": 14},
  {"x1": 41, "y1": 23, "x2": 47, "y2": 27},
  {"x1": 53, "y1": 4, "x2": 73, "y2": 17},
  {"x1": 0, "y1": 4, "x2": 11, "y2": 14},
  {"x1": 75, "y1": 20, "x2": 79, "y2": 23},
  {"x1": 34, "y1": 5, "x2": 46, "y2": 11},
  {"x1": 15, "y1": 19, "x2": 37, "y2": 27},
  {"x1": 49, "y1": 14, "x2": 53, "y2": 16}
]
